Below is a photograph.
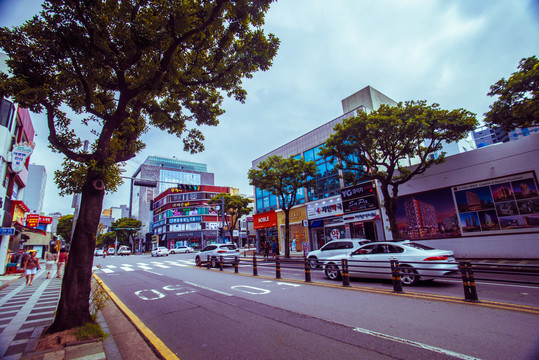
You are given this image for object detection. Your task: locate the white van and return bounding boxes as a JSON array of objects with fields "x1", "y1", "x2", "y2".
[{"x1": 118, "y1": 245, "x2": 131, "y2": 256}]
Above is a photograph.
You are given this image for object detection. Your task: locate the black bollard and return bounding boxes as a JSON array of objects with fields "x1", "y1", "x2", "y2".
[
  {"x1": 253, "y1": 255, "x2": 258, "y2": 276},
  {"x1": 275, "y1": 255, "x2": 281, "y2": 279},
  {"x1": 342, "y1": 259, "x2": 350, "y2": 287},
  {"x1": 206, "y1": 255, "x2": 211, "y2": 269},
  {"x1": 390, "y1": 260, "x2": 403, "y2": 293},
  {"x1": 304, "y1": 257, "x2": 312, "y2": 283},
  {"x1": 234, "y1": 256, "x2": 239, "y2": 273},
  {"x1": 219, "y1": 256, "x2": 224, "y2": 271}
]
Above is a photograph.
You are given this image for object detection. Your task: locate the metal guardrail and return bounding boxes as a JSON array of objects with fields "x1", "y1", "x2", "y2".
[{"x1": 197, "y1": 254, "x2": 539, "y2": 303}]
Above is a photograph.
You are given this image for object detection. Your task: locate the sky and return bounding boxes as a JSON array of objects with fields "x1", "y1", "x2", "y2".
[{"x1": 1, "y1": 0, "x2": 538, "y2": 216}]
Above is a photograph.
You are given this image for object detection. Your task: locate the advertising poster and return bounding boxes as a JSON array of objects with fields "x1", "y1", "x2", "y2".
[{"x1": 452, "y1": 172, "x2": 539, "y2": 235}]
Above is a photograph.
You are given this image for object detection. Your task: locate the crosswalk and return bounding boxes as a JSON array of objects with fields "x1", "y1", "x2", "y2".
[{"x1": 93, "y1": 259, "x2": 195, "y2": 273}]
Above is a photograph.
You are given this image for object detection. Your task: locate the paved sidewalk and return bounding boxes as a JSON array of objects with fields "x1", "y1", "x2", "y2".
[{"x1": 0, "y1": 271, "x2": 159, "y2": 360}]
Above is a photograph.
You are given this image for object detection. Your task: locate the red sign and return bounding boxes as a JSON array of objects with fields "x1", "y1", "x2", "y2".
[
  {"x1": 253, "y1": 211, "x2": 277, "y2": 230},
  {"x1": 39, "y1": 216, "x2": 53, "y2": 224},
  {"x1": 26, "y1": 214, "x2": 40, "y2": 227}
]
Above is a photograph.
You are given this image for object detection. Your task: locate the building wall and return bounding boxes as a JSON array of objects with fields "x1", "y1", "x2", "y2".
[
  {"x1": 397, "y1": 132, "x2": 539, "y2": 258},
  {"x1": 23, "y1": 164, "x2": 46, "y2": 212}
]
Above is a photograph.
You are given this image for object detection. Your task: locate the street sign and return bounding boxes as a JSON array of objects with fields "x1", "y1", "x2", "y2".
[{"x1": 0, "y1": 227, "x2": 15, "y2": 235}]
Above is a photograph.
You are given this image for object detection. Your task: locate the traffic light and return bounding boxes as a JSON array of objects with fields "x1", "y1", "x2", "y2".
[{"x1": 218, "y1": 228, "x2": 223, "y2": 237}]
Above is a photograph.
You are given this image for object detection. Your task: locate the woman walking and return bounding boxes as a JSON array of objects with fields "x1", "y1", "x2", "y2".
[
  {"x1": 45, "y1": 249, "x2": 57, "y2": 279},
  {"x1": 23, "y1": 250, "x2": 40, "y2": 285},
  {"x1": 57, "y1": 248, "x2": 68, "y2": 278}
]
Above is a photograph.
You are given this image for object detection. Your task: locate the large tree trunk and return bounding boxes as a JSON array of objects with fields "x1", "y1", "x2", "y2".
[{"x1": 47, "y1": 169, "x2": 105, "y2": 333}]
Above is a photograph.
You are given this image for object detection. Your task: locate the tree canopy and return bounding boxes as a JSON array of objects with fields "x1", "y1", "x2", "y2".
[
  {"x1": 0, "y1": 0, "x2": 279, "y2": 333},
  {"x1": 320, "y1": 101, "x2": 477, "y2": 240},
  {"x1": 56, "y1": 214, "x2": 74, "y2": 244},
  {"x1": 209, "y1": 193, "x2": 252, "y2": 244},
  {"x1": 484, "y1": 56, "x2": 539, "y2": 132},
  {"x1": 110, "y1": 217, "x2": 142, "y2": 247},
  {"x1": 248, "y1": 155, "x2": 316, "y2": 257}
]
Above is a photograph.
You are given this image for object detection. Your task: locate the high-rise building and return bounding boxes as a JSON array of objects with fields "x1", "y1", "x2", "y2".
[
  {"x1": 131, "y1": 156, "x2": 215, "y2": 235},
  {"x1": 22, "y1": 164, "x2": 47, "y2": 212}
]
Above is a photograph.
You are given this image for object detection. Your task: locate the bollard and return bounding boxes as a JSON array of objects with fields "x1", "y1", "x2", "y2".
[
  {"x1": 460, "y1": 261, "x2": 479, "y2": 302},
  {"x1": 234, "y1": 256, "x2": 239, "y2": 274},
  {"x1": 304, "y1": 257, "x2": 312, "y2": 283},
  {"x1": 219, "y1": 256, "x2": 224, "y2": 271},
  {"x1": 341, "y1": 259, "x2": 350, "y2": 287},
  {"x1": 206, "y1": 255, "x2": 211, "y2": 269},
  {"x1": 253, "y1": 255, "x2": 258, "y2": 276},
  {"x1": 275, "y1": 255, "x2": 281, "y2": 279},
  {"x1": 390, "y1": 260, "x2": 403, "y2": 293}
]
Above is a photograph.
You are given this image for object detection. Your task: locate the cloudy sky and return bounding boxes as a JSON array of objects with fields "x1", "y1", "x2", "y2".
[{"x1": 1, "y1": 0, "x2": 538, "y2": 216}]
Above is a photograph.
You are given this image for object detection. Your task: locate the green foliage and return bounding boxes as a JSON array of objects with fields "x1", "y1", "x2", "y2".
[
  {"x1": 248, "y1": 155, "x2": 316, "y2": 256},
  {"x1": 321, "y1": 101, "x2": 477, "y2": 239},
  {"x1": 56, "y1": 215, "x2": 74, "y2": 244},
  {"x1": 209, "y1": 193, "x2": 252, "y2": 241},
  {"x1": 75, "y1": 322, "x2": 108, "y2": 341},
  {"x1": 484, "y1": 56, "x2": 539, "y2": 132},
  {"x1": 89, "y1": 281, "x2": 110, "y2": 323},
  {"x1": 110, "y1": 217, "x2": 142, "y2": 245},
  {"x1": 96, "y1": 232, "x2": 116, "y2": 248}
]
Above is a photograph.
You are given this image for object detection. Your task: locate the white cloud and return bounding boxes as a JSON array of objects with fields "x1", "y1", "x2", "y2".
[{"x1": 1, "y1": 0, "x2": 538, "y2": 216}]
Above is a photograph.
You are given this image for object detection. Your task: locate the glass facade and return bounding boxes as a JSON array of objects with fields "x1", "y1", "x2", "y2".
[
  {"x1": 255, "y1": 187, "x2": 278, "y2": 213},
  {"x1": 304, "y1": 144, "x2": 340, "y2": 201},
  {"x1": 159, "y1": 170, "x2": 201, "y2": 195}
]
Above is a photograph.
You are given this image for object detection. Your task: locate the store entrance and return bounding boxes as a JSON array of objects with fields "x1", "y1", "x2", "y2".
[{"x1": 351, "y1": 221, "x2": 377, "y2": 241}]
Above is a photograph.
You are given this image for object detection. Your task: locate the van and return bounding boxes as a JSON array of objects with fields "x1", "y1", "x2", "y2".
[{"x1": 118, "y1": 245, "x2": 131, "y2": 256}]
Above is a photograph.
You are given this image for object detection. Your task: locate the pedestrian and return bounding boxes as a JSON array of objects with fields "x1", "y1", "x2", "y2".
[
  {"x1": 19, "y1": 249, "x2": 28, "y2": 269},
  {"x1": 103, "y1": 248, "x2": 107, "y2": 258},
  {"x1": 57, "y1": 248, "x2": 68, "y2": 278},
  {"x1": 263, "y1": 242, "x2": 270, "y2": 260},
  {"x1": 271, "y1": 241, "x2": 279, "y2": 257},
  {"x1": 23, "y1": 250, "x2": 40, "y2": 285},
  {"x1": 45, "y1": 249, "x2": 58, "y2": 279}
]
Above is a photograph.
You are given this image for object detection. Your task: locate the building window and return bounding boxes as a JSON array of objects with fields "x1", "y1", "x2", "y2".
[{"x1": 305, "y1": 144, "x2": 340, "y2": 201}]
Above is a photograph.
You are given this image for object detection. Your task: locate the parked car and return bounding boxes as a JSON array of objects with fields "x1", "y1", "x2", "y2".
[
  {"x1": 195, "y1": 243, "x2": 240, "y2": 267},
  {"x1": 94, "y1": 248, "x2": 104, "y2": 257},
  {"x1": 118, "y1": 246, "x2": 131, "y2": 256},
  {"x1": 307, "y1": 238, "x2": 371, "y2": 269},
  {"x1": 170, "y1": 246, "x2": 194, "y2": 254},
  {"x1": 323, "y1": 241, "x2": 458, "y2": 285},
  {"x1": 107, "y1": 248, "x2": 115, "y2": 255},
  {"x1": 151, "y1": 246, "x2": 170, "y2": 257}
]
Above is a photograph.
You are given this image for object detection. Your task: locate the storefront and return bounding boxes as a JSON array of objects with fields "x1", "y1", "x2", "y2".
[
  {"x1": 306, "y1": 196, "x2": 345, "y2": 250},
  {"x1": 277, "y1": 205, "x2": 307, "y2": 253},
  {"x1": 253, "y1": 210, "x2": 278, "y2": 252},
  {"x1": 341, "y1": 181, "x2": 383, "y2": 241}
]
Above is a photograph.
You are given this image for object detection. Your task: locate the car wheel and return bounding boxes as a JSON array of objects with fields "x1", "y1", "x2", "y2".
[
  {"x1": 400, "y1": 266, "x2": 419, "y2": 285},
  {"x1": 308, "y1": 257, "x2": 318, "y2": 269},
  {"x1": 211, "y1": 257, "x2": 218, "y2": 268},
  {"x1": 195, "y1": 256, "x2": 201, "y2": 266},
  {"x1": 325, "y1": 264, "x2": 341, "y2": 280},
  {"x1": 151, "y1": 253, "x2": 154, "y2": 257},
  {"x1": 170, "y1": 250, "x2": 175, "y2": 254}
]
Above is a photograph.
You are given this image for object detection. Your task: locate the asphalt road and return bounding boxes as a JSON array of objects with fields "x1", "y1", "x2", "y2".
[{"x1": 93, "y1": 253, "x2": 539, "y2": 360}]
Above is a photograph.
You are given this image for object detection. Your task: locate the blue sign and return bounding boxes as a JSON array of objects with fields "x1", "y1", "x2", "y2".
[
  {"x1": 168, "y1": 216, "x2": 202, "y2": 224},
  {"x1": 0, "y1": 227, "x2": 15, "y2": 235}
]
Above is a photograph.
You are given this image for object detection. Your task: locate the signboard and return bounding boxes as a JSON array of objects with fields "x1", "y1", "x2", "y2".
[
  {"x1": 26, "y1": 213, "x2": 40, "y2": 227},
  {"x1": 168, "y1": 216, "x2": 202, "y2": 224},
  {"x1": 0, "y1": 227, "x2": 15, "y2": 235},
  {"x1": 39, "y1": 216, "x2": 53, "y2": 224},
  {"x1": 306, "y1": 196, "x2": 343, "y2": 220},
  {"x1": 10, "y1": 142, "x2": 35, "y2": 173},
  {"x1": 341, "y1": 181, "x2": 379, "y2": 214},
  {"x1": 253, "y1": 211, "x2": 277, "y2": 229}
]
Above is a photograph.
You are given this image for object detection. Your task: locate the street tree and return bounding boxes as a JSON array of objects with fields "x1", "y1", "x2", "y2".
[
  {"x1": 0, "y1": 0, "x2": 279, "y2": 332},
  {"x1": 248, "y1": 155, "x2": 316, "y2": 258},
  {"x1": 484, "y1": 56, "x2": 539, "y2": 132},
  {"x1": 96, "y1": 232, "x2": 115, "y2": 249},
  {"x1": 110, "y1": 217, "x2": 142, "y2": 248},
  {"x1": 209, "y1": 193, "x2": 252, "y2": 245},
  {"x1": 56, "y1": 215, "x2": 74, "y2": 244},
  {"x1": 320, "y1": 101, "x2": 477, "y2": 240}
]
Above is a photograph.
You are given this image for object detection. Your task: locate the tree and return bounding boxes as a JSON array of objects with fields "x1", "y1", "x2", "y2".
[
  {"x1": 96, "y1": 231, "x2": 115, "y2": 249},
  {"x1": 56, "y1": 215, "x2": 74, "y2": 244},
  {"x1": 110, "y1": 217, "x2": 142, "y2": 249},
  {"x1": 320, "y1": 101, "x2": 477, "y2": 240},
  {"x1": 209, "y1": 193, "x2": 252, "y2": 245},
  {"x1": 484, "y1": 56, "x2": 539, "y2": 132},
  {"x1": 0, "y1": 0, "x2": 278, "y2": 332},
  {"x1": 248, "y1": 155, "x2": 316, "y2": 258}
]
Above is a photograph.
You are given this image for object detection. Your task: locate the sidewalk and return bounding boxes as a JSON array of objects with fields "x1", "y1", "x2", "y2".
[{"x1": 0, "y1": 271, "x2": 159, "y2": 360}]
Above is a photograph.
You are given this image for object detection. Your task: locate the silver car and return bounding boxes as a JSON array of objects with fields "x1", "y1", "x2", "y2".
[
  {"x1": 195, "y1": 243, "x2": 240, "y2": 268},
  {"x1": 323, "y1": 241, "x2": 458, "y2": 285},
  {"x1": 307, "y1": 238, "x2": 370, "y2": 269}
]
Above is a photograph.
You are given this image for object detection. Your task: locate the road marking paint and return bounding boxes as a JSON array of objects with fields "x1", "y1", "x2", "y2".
[
  {"x1": 143, "y1": 270, "x2": 163, "y2": 276},
  {"x1": 231, "y1": 286, "x2": 271, "y2": 295},
  {"x1": 122, "y1": 264, "x2": 133, "y2": 267},
  {"x1": 352, "y1": 327, "x2": 481, "y2": 360},
  {"x1": 184, "y1": 281, "x2": 233, "y2": 296},
  {"x1": 441, "y1": 279, "x2": 539, "y2": 290},
  {"x1": 101, "y1": 268, "x2": 114, "y2": 273},
  {"x1": 138, "y1": 265, "x2": 152, "y2": 270},
  {"x1": 93, "y1": 274, "x2": 179, "y2": 360},
  {"x1": 106, "y1": 265, "x2": 117, "y2": 268},
  {"x1": 276, "y1": 282, "x2": 301, "y2": 287},
  {"x1": 135, "y1": 289, "x2": 165, "y2": 301},
  {"x1": 121, "y1": 267, "x2": 135, "y2": 272},
  {"x1": 153, "y1": 264, "x2": 171, "y2": 268}
]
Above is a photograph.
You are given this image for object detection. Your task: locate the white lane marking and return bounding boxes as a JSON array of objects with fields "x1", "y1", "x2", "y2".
[
  {"x1": 231, "y1": 286, "x2": 270, "y2": 295},
  {"x1": 135, "y1": 289, "x2": 165, "y2": 301},
  {"x1": 121, "y1": 267, "x2": 135, "y2": 272},
  {"x1": 184, "y1": 281, "x2": 233, "y2": 296},
  {"x1": 137, "y1": 265, "x2": 152, "y2": 270},
  {"x1": 352, "y1": 327, "x2": 481, "y2": 360},
  {"x1": 153, "y1": 264, "x2": 171, "y2": 268},
  {"x1": 122, "y1": 264, "x2": 133, "y2": 267},
  {"x1": 440, "y1": 279, "x2": 539, "y2": 290},
  {"x1": 106, "y1": 265, "x2": 117, "y2": 268},
  {"x1": 101, "y1": 268, "x2": 114, "y2": 273},
  {"x1": 164, "y1": 261, "x2": 188, "y2": 267}
]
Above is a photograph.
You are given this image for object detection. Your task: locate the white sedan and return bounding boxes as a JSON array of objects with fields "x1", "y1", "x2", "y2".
[
  {"x1": 323, "y1": 241, "x2": 458, "y2": 285},
  {"x1": 170, "y1": 246, "x2": 194, "y2": 254},
  {"x1": 151, "y1": 247, "x2": 170, "y2": 257}
]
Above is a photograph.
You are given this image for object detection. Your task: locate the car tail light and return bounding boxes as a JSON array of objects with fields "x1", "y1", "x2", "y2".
[
  {"x1": 217, "y1": 250, "x2": 227, "y2": 253},
  {"x1": 424, "y1": 256, "x2": 448, "y2": 261}
]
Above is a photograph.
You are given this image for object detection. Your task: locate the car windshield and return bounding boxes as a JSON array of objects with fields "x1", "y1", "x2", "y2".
[
  {"x1": 220, "y1": 245, "x2": 237, "y2": 250},
  {"x1": 405, "y1": 243, "x2": 435, "y2": 250}
]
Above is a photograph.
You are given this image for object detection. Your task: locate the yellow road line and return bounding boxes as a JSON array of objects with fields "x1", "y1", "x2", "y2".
[{"x1": 93, "y1": 273, "x2": 180, "y2": 360}]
